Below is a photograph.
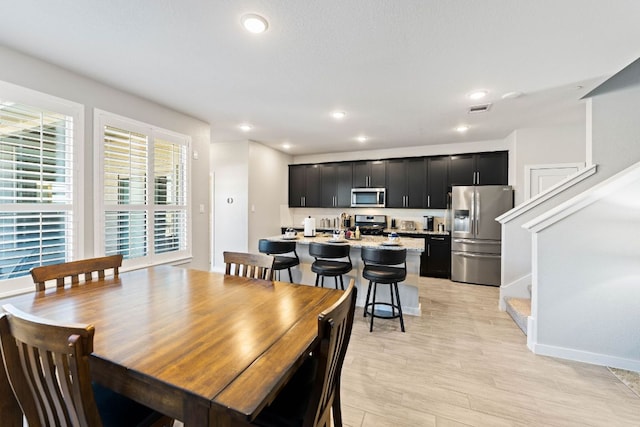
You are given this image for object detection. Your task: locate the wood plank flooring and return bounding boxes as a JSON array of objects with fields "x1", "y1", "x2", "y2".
[{"x1": 340, "y1": 277, "x2": 640, "y2": 426}]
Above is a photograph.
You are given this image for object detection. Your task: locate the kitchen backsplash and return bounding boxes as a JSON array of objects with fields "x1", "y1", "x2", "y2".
[{"x1": 281, "y1": 206, "x2": 450, "y2": 231}]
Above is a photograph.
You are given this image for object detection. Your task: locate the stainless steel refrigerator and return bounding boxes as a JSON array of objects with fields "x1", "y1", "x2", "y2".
[{"x1": 450, "y1": 185, "x2": 513, "y2": 286}]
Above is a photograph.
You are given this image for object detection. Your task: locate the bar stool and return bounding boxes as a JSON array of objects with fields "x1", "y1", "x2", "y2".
[
  {"x1": 361, "y1": 247, "x2": 407, "y2": 332},
  {"x1": 309, "y1": 242, "x2": 352, "y2": 290},
  {"x1": 258, "y1": 239, "x2": 300, "y2": 282}
]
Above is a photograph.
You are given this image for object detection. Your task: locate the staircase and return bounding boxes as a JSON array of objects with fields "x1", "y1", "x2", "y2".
[{"x1": 505, "y1": 297, "x2": 531, "y2": 335}]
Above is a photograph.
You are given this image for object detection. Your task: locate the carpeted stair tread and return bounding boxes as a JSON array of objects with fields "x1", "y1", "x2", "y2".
[{"x1": 505, "y1": 297, "x2": 531, "y2": 335}]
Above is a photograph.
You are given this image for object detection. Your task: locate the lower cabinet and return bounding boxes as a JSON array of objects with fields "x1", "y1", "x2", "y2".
[{"x1": 421, "y1": 234, "x2": 451, "y2": 278}]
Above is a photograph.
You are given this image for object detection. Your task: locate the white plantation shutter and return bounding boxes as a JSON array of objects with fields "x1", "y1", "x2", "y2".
[
  {"x1": 96, "y1": 110, "x2": 190, "y2": 267},
  {"x1": 0, "y1": 100, "x2": 76, "y2": 281},
  {"x1": 103, "y1": 126, "x2": 149, "y2": 258}
]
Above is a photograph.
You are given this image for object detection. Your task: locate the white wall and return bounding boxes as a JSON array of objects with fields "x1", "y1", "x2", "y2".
[
  {"x1": 511, "y1": 124, "x2": 586, "y2": 206},
  {"x1": 293, "y1": 138, "x2": 507, "y2": 165},
  {"x1": 591, "y1": 85, "x2": 640, "y2": 176},
  {"x1": 528, "y1": 165, "x2": 640, "y2": 370},
  {"x1": 247, "y1": 141, "x2": 291, "y2": 252},
  {"x1": 211, "y1": 141, "x2": 250, "y2": 269},
  {"x1": 210, "y1": 140, "x2": 291, "y2": 270},
  {"x1": 0, "y1": 45, "x2": 211, "y2": 272}
]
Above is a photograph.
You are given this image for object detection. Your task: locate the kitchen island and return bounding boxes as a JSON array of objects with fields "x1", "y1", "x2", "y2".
[{"x1": 266, "y1": 232, "x2": 425, "y2": 316}]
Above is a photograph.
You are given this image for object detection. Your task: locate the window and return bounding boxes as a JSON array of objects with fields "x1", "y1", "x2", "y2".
[
  {"x1": 95, "y1": 110, "x2": 190, "y2": 268},
  {"x1": 0, "y1": 81, "x2": 83, "y2": 292}
]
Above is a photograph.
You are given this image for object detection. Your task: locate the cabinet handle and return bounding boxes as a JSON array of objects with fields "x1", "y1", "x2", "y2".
[
  {"x1": 427, "y1": 244, "x2": 430, "y2": 257},
  {"x1": 477, "y1": 171, "x2": 480, "y2": 184},
  {"x1": 302, "y1": 196, "x2": 305, "y2": 207},
  {"x1": 427, "y1": 195, "x2": 430, "y2": 207},
  {"x1": 431, "y1": 237, "x2": 445, "y2": 241}
]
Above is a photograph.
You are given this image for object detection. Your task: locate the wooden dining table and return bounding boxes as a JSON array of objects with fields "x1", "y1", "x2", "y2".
[{"x1": 0, "y1": 265, "x2": 343, "y2": 426}]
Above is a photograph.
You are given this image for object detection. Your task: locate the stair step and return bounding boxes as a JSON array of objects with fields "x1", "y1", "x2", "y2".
[{"x1": 505, "y1": 297, "x2": 531, "y2": 335}]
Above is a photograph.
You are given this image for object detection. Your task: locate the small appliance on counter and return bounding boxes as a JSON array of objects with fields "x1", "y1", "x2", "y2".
[
  {"x1": 423, "y1": 216, "x2": 434, "y2": 231},
  {"x1": 400, "y1": 220, "x2": 415, "y2": 231},
  {"x1": 303, "y1": 216, "x2": 316, "y2": 237}
]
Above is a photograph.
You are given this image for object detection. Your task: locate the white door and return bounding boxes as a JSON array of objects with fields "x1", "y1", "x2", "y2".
[{"x1": 524, "y1": 163, "x2": 583, "y2": 200}]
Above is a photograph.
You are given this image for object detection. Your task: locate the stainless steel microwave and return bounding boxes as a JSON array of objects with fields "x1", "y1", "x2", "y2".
[{"x1": 351, "y1": 188, "x2": 386, "y2": 207}]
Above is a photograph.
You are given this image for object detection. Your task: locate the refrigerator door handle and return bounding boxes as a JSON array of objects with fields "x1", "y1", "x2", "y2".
[
  {"x1": 475, "y1": 191, "x2": 480, "y2": 235},
  {"x1": 470, "y1": 191, "x2": 475, "y2": 235},
  {"x1": 453, "y1": 239, "x2": 501, "y2": 245},
  {"x1": 452, "y1": 251, "x2": 501, "y2": 259}
]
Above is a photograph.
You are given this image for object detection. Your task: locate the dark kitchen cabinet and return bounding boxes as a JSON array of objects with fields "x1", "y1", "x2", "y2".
[
  {"x1": 320, "y1": 162, "x2": 352, "y2": 207},
  {"x1": 422, "y1": 234, "x2": 451, "y2": 278},
  {"x1": 387, "y1": 158, "x2": 426, "y2": 208},
  {"x1": 449, "y1": 151, "x2": 508, "y2": 186},
  {"x1": 288, "y1": 164, "x2": 321, "y2": 207},
  {"x1": 476, "y1": 151, "x2": 508, "y2": 185},
  {"x1": 353, "y1": 160, "x2": 386, "y2": 188},
  {"x1": 426, "y1": 156, "x2": 449, "y2": 209}
]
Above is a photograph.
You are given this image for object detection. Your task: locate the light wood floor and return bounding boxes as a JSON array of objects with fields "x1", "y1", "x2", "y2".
[{"x1": 340, "y1": 277, "x2": 640, "y2": 426}]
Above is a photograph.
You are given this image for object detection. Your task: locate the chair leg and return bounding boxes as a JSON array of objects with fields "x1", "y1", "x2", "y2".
[
  {"x1": 389, "y1": 283, "x2": 396, "y2": 317},
  {"x1": 321, "y1": 276, "x2": 325, "y2": 288},
  {"x1": 332, "y1": 379, "x2": 343, "y2": 427},
  {"x1": 315, "y1": 274, "x2": 320, "y2": 287},
  {"x1": 364, "y1": 280, "x2": 372, "y2": 318},
  {"x1": 334, "y1": 276, "x2": 339, "y2": 290},
  {"x1": 370, "y1": 282, "x2": 377, "y2": 332},
  {"x1": 339, "y1": 274, "x2": 344, "y2": 290},
  {"x1": 287, "y1": 268, "x2": 293, "y2": 283},
  {"x1": 393, "y1": 282, "x2": 405, "y2": 332}
]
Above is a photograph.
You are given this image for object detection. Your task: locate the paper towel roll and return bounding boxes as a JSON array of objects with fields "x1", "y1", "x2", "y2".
[{"x1": 303, "y1": 217, "x2": 316, "y2": 237}]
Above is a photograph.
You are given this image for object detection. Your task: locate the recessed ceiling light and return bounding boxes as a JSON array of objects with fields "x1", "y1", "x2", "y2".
[
  {"x1": 501, "y1": 91, "x2": 523, "y2": 100},
  {"x1": 468, "y1": 90, "x2": 488, "y2": 100},
  {"x1": 456, "y1": 125, "x2": 469, "y2": 133},
  {"x1": 239, "y1": 123, "x2": 253, "y2": 132},
  {"x1": 282, "y1": 143, "x2": 291, "y2": 150},
  {"x1": 357, "y1": 136, "x2": 368, "y2": 143},
  {"x1": 331, "y1": 111, "x2": 346, "y2": 120},
  {"x1": 241, "y1": 13, "x2": 268, "y2": 34}
]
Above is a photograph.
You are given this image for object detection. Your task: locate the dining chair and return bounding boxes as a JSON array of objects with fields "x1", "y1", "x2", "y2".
[
  {"x1": 30, "y1": 254, "x2": 124, "y2": 292},
  {"x1": 223, "y1": 251, "x2": 275, "y2": 280},
  {"x1": 253, "y1": 279, "x2": 357, "y2": 427},
  {"x1": 361, "y1": 247, "x2": 407, "y2": 332},
  {"x1": 258, "y1": 239, "x2": 300, "y2": 282},
  {"x1": 309, "y1": 242, "x2": 352, "y2": 290},
  {"x1": 0, "y1": 304, "x2": 173, "y2": 427}
]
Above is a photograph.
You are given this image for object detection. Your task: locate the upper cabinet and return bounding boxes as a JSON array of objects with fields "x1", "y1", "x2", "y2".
[
  {"x1": 353, "y1": 160, "x2": 386, "y2": 188},
  {"x1": 449, "y1": 151, "x2": 508, "y2": 186},
  {"x1": 288, "y1": 150, "x2": 508, "y2": 208},
  {"x1": 288, "y1": 164, "x2": 321, "y2": 207},
  {"x1": 426, "y1": 156, "x2": 449, "y2": 208},
  {"x1": 387, "y1": 158, "x2": 426, "y2": 208},
  {"x1": 320, "y1": 163, "x2": 352, "y2": 208}
]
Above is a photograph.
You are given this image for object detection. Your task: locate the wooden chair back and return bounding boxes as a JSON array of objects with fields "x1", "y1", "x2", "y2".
[
  {"x1": 30, "y1": 255, "x2": 123, "y2": 292},
  {"x1": 0, "y1": 304, "x2": 102, "y2": 427},
  {"x1": 306, "y1": 279, "x2": 357, "y2": 427},
  {"x1": 223, "y1": 251, "x2": 274, "y2": 280}
]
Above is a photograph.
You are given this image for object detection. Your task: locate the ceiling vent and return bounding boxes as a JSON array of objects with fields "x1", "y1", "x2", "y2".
[{"x1": 468, "y1": 103, "x2": 492, "y2": 114}]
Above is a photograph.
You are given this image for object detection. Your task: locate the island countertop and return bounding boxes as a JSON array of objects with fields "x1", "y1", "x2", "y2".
[{"x1": 268, "y1": 232, "x2": 424, "y2": 252}]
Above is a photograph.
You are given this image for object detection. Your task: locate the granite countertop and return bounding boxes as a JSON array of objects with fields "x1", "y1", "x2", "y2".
[
  {"x1": 385, "y1": 228, "x2": 450, "y2": 236},
  {"x1": 269, "y1": 233, "x2": 425, "y2": 252},
  {"x1": 281, "y1": 226, "x2": 449, "y2": 237}
]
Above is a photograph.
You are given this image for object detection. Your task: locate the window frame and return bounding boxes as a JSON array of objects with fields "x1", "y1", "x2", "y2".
[
  {"x1": 0, "y1": 80, "x2": 84, "y2": 297},
  {"x1": 93, "y1": 109, "x2": 192, "y2": 270}
]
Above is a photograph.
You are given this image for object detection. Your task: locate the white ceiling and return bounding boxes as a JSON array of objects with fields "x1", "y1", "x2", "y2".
[{"x1": 1, "y1": 1, "x2": 639, "y2": 155}]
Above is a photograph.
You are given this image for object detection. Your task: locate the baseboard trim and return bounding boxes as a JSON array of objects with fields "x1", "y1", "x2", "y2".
[{"x1": 531, "y1": 342, "x2": 640, "y2": 371}]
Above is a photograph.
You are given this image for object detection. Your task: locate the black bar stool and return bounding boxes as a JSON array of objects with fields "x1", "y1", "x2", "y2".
[
  {"x1": 361, "y1": 247, "x2": 407, "y2": 332},
  {"x1": 258, "y1": 239, "x2": 300, "y2": 282},
  {"x1": 309, "y1": 242, "x2": 352, "y2": 290}
]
